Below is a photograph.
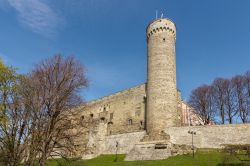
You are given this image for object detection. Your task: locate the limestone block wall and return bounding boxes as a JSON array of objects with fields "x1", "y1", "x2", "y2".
[
  {"x1": 75, "y1": 84, "x2": 146, "y2": 135},
  {"x1": 74, "y1": 83, "x2": 185, "y2": 139},
  {"x1": 165, "y1": 124, "x2": 250, "y2": 148},
  {"x1": 102, "y1": 131, "x2": 146, "y2": 154},
  {"x1": 73, "y1": 83, "x2": 185, "y2": 159}
]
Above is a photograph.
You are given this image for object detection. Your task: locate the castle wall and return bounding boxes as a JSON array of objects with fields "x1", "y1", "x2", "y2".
[
  {"x1": 165, "y1": 124, "x2": 250, "y2": 148},
  {"x1": 103, "y1": 131, "x2": 146, "y2": 154},
  {"x1": 76, "y1": 84, "x2": 146, "y2": 136},
  {"x1": 82, "y1": 124, "x2": 250, "y2": 159},
  {"x1": 73, "y1": 84, "x2": 185, "y2": 159}
]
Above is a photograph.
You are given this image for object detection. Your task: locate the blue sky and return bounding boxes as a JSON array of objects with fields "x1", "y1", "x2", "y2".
[{"x1": 1, "y1": 0, "x2": 250, "y2": 102}]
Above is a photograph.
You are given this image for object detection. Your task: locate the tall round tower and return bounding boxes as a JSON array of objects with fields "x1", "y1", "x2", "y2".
[{"x1": 146, "y1": 18, "x2": 177, "y2": 140}]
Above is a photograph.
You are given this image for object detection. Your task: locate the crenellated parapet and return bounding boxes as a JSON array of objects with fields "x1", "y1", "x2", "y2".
[{"x1": 146, "y1": 19, "x2": 176, "y2": 40}]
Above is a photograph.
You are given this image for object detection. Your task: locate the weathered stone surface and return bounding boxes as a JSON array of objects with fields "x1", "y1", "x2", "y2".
[
  {"x1": 165, "y1": 124, "x2": 250, "y2": 148},
  {"x1": 76, "y1": 84, "x2": 147, "y2": 136},
  {"x1": 125, "y1": 141, "x2": 172, "y2": 161},
  {"x1": 103, "y1": 131, "x2": 146, "y2": 154},
  {"x1": 146, "y1": 18, "x2": 179, "y2": 140},
  {"x1": 81, "y1": 130, "x2": 146, "y2": 159},
  {"x1": 125, "y1": 141, "x2": 194, "y2": 161},
  {"x1": 81, "y1": 122, "x2": 107, "y2": 159}
]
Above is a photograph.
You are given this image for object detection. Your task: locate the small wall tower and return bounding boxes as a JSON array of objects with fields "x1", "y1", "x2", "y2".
[{"x1": 146, "y1": 18, "x2": 178, "y2": 139}]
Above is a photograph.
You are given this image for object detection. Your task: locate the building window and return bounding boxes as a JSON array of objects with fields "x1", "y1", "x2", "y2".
[
  {"x1": 110, "y1": 113, "x2": 113, "y2": 120},
  {"x1": 140, "y1": 121, "x2": 143, "y2": 126},
  {"x1": 81, "y1": 116, "x2": 84, "y2": 120},
  {"x1": 128, "y1": 119, "x2": 132, "y2": 125},
  {"x1": 163, "y1": 38, "x2": 165, "y2": 42},
  {"x1": 90, "y1": 114, "x2": 93, "y2": 118}
]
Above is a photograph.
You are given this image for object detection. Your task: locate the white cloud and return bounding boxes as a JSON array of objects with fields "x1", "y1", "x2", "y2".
[{"x1": 7, "y1": 0, "x2": 64, "y2": 38}]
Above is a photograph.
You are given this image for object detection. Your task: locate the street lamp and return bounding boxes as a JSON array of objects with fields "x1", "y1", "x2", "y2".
[
  {"x1": 114, "y1": 141, "x2": 119, "y2": 162},
  {"x1": 188, "y1": 130, "x2": 196, "y2": 158}
]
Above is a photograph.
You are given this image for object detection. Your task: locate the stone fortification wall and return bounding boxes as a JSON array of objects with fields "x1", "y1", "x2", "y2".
[
  {"x1": 103, "y1": 131, "x2": 146, "y2": 154},
  {"x1": 165, "y1": 124, "x2": 250, "y2": 148},
  {"x1": 81, "y1": 131, "x2": 146, "y2": 159},
  {"x1": 73, "y1": 84, "x2": 183, "y2": 159},
  {"x1": 76, "y1": 84, "x2": 146, "y2": 135}
]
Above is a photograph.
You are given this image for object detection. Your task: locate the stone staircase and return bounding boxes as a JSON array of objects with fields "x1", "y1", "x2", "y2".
[
  {"x1": 125, "y1": 140, "x2": 195, "y2": 161},
  {"x1": 125, "y1": 140, "x2": 172, "y2": 161}
]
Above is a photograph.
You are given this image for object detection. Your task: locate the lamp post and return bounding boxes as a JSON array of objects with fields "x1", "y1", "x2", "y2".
[
  {"x1": 114, "y1": 141, "x2": 119, "y2": 162},
  {"x1": 188, "y1": 130, "x2": 196, "y2": 158},
  {"x1": 186, "y1": 103, "x2": 196, "y2": 157}
]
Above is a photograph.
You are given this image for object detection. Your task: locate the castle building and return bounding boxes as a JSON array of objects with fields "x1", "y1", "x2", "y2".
[
  {"x1": 79, "y1": 18, "x2": 194, "y2": 136},
  {"x1": 73, "y1": 17, "x2": 250, "y2": 160}
]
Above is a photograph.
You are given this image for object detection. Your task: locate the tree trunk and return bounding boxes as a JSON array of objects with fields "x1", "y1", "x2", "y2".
[{"x1": 39, "y1": 155, "x2": 46, "y2": 166}]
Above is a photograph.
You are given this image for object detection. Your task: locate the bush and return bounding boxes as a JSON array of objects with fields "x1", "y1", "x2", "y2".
[{"x1": 222, "y1": 144, "x2": 250, "y2": 163}]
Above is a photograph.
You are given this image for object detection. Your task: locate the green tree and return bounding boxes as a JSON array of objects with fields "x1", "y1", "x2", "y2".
[
  {"x1": 0, "y1": 59, "x2": 19, "y2": 119},
  {"x1": 0, "y1": 59, "x2": 27, "y2": 166}
]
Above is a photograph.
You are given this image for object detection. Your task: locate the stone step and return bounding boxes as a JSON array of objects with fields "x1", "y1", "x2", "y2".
[
  {"x1": 125, "y1": 142, "x2": 172, "y2": 161},
  {"x1": 125, "y1": 141, "x2": 195, "y2": 161}
]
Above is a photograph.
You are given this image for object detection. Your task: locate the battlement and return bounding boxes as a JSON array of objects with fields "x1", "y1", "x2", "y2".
[{"x1": 146, "y1": 18, "x2": 176, "y2": 39}]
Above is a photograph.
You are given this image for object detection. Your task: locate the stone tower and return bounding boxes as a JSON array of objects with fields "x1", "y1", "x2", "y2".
[{"x1": 146, "y1": 18, "x2": 177, "y2": 140}]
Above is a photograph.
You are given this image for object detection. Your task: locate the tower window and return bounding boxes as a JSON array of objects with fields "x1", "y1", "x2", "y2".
[
  {"x1": 163, "y1": 38, "x2": 165, "y2": 42},
  {"x1": 81, "y1": 116, "x2": 84, "y2": 120},
  {"x1": 90, "y1": 114, "x2": 93, "y2": 118},
  {"x1": 128, "y1": 119, "x2": 133, "y2": 125}
]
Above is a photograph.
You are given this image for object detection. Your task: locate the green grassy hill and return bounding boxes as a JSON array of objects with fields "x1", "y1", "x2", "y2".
[{"x1": 47, "y1": 150, "x2": 250, "y2": 166}]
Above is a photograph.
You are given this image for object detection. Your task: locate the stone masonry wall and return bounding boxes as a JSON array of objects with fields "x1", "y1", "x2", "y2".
[
  {"x1": 102, "y1": 131, "x2": 146, "y2": 154},
  {"x1": 82, "y1": 124, "x2": 250, "y2": 159},
  {"x1": 165, "y1": 124, "x2": 250, "y2": 148},
  {"x1": 75, "y1": 84, "x2": 146, "y2": 135},
  {"x1": 73, "y1": 84, "x2": 184, "y2": 159}
]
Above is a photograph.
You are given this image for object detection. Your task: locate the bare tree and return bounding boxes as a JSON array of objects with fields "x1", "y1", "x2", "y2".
[
  {"x1": 211, "y1": 78, "x2": 227, "y2": 124},
  {"x1": 231, "y1": 75, "x2": 248, "y2": 123},
  {"x1": 188, "y1": 85, "x2": 215, "y2": 125},
  {"x1": 22, "y1": 55, "x2": 88, "y2": 166},
  {"x1": 223, "y1": 79, "x2": 238, "y2": 124},
  {"x1": 243, "y1": 71, "x2": 250, "y2": 123}
]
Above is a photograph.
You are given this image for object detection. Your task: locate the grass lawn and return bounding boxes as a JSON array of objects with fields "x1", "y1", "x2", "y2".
[{"x1": 47, "y1": 150, "x2": 250, "y2": 166}]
